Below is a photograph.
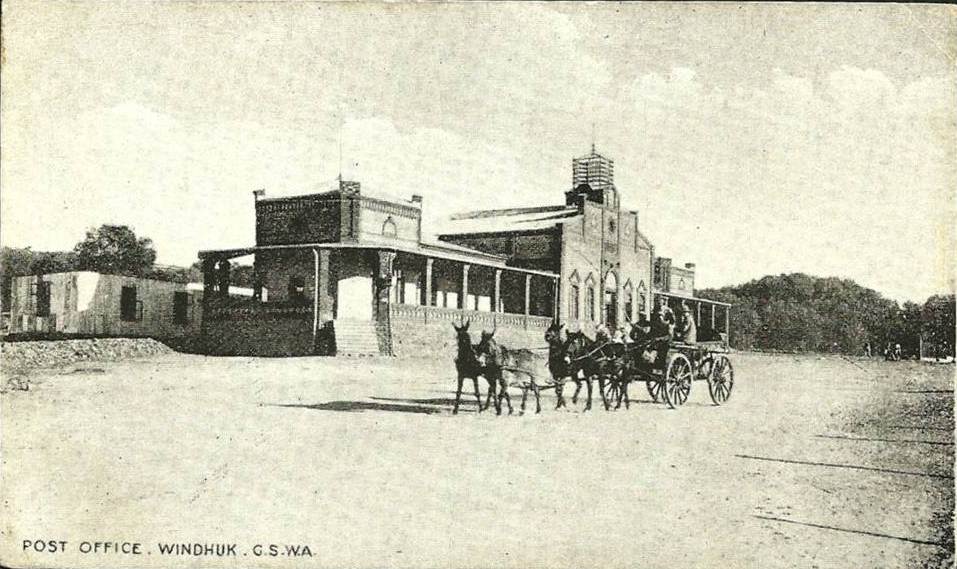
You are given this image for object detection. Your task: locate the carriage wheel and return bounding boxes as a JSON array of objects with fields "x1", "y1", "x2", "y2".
[
  {"x1": 646, "y1": 378, "x2": 663, "y2": 403},
  {"x1": 662, "y1": 353, "x2": 693, "y2": 409},
  {"x1": 603, "y1": 380, "x2": 621, "y2": 408},
  {"x1": 707, "y1": 355, "x2": 734, "y2": 405}
]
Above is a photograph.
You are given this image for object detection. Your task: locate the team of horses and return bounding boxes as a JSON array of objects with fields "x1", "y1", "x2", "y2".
[{"x1": 452, "y1": 319, "x2": 662, "y2": 415}]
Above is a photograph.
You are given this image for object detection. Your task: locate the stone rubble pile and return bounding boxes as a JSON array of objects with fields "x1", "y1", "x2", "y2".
[{"x1": 1, "y1": 338, "x2": 173, "y2": 374}]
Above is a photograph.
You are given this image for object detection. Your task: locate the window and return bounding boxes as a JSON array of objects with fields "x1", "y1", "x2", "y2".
[
  {"x1": 570, "y1": 284, "x2": 580, "y2": 320},
  {"x1": 637, "y1": 280, "x2": 648, "y2": 319},
  {"x1": 120, "y1": 286, "x2": 139, "y2": 322},
  {"x1": 173, "y1": 292, "x2": 190, "y2": 325},
  {"x1": 382, "y1": 217, "x2": 398, "y2": 237},
  {"x1": 624, "y1": 291, "x2": 633, "y2": 322},
  {"x1": 36, "y1": 281, "x2": 51, "y2": 317},
  {"x1": 288, "y1": 277, "x2": 306, "y2": 301},
  {"x1": 587, "y1": 286, "x2": 596, "y2": 322}
]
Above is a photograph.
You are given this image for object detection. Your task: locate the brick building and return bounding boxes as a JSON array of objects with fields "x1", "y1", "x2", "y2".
[
  {"x1": 198, "y1": 148, "x2": 729, "y2": 357},
  {"x1": 438, "y1": 147, "x2": 726, "y2": 336},
  {"x1": 199, "y1": 182, "x2": 559, "y2": 356}
]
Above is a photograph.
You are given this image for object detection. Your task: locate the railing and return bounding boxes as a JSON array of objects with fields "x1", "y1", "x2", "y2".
[
  {"x1": 206, "y1": 301, "x2": 312, "y2": 321},
  {"x1": 390, "y1": 304, "x2": 552, "y2": 330}
]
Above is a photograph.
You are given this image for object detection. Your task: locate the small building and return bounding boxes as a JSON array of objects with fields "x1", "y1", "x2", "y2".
[{"x1": 6, "y1": 272, "x2": 205, "y2": 338}]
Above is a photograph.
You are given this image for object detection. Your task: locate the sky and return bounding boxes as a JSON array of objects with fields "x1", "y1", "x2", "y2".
[{"x1": 2, "y1": 1, "x2": 955, "y2": 303}]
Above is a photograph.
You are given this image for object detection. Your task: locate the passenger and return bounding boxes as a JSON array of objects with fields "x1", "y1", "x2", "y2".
[
  {"x1": 595, "y1": 323, "x2": 611, "y2": 343},
  {"x1": 649, "y1": 297, "x2": 675, "y2": 369},
  {"x1": 675, "y1": 301, "x2": 697, "y2": 344},
  {"x1": 650, "y1": 297, "x2": 676, "y2": 340},
  {"x1": 617, "y1": 326, "x2": 630, "y2": 344},
  {"x1": 630, "y1": 315, "x2": 652, "y2": 342}
]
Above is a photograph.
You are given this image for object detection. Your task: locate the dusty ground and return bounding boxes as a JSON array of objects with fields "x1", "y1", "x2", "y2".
[{"x1": 1, "y1": 351, "x2": 953, "y2": 568}]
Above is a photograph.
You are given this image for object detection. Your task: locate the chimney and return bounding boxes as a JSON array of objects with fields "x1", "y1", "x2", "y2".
[
  {"x1": 411, "y1": 194, "x2": 423, "y2": 206},
  {"x1": 685, "y1": 262, "x2": 696, "y2": 271},
  {"x1": 339, "y1": 180, "x2": 361, "y2": 195}
]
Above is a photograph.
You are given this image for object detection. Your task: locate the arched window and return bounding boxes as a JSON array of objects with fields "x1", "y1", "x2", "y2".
[
  {"x1": 382, "y1": 216, "x2": 397, "y2": 237},
  {"x1": 637, "y1": 280, "x2": 647, "y2": 319},
  {"x1": 568, "y1": 271, "x2": 581, "y2": 320},
  {"x1": 584, "y1": 273, "x2": 597, "y2": 322},
  {"x1": 623, "y1": 280, "x2": 634, "y2": 323}
]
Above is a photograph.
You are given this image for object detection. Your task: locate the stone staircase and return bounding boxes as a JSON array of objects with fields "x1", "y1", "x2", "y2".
[{"x1": 333, "y1": 319, "x2": 382, "y2": 356}]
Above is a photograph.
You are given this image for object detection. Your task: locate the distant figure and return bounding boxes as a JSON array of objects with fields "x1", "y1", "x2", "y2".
[
  {"x1": 884, "y1": 342, "x2": 901, "y2": 362},
  {"x1": 863, "y1": 342, "x2": 872, "y2": 357},
  {"x1": 675, "y1": 301, "x2": 697, "y2": 344}
]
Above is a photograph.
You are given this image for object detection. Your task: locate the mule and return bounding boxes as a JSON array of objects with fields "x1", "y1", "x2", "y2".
[
  {"x1": 474, "y1": 329, "x2": 546, "y2": 415},
  {"x1": 451, "y1": 319, "x2": 485, "y2": 415}
]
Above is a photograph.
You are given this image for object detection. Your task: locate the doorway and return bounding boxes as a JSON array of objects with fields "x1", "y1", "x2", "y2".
[{"x1": 336, "y1": 274, "x2": 373, "y2": 320}]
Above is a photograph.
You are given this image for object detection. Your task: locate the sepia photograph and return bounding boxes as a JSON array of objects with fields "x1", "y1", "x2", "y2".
[{"x1": 1, "y1": 1, "x2": 955, "y2": 568}]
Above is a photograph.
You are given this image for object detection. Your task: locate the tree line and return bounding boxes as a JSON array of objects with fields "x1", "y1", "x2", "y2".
[
  {"x1": 698, "y1": 273, "x2": 955, "y2": 358},
  {"x1": 2, "y1": 227, "x2": 953, "y2": 358}
]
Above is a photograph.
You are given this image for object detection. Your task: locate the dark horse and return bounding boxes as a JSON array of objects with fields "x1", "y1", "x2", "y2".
[
  {"x1": 545, "y1": 322, "x2": 572, "y2": 409},
  {"x1": 474, "y1": 329, "x2": 545, "y2": 414},
  {"x1": 451, "y1": 319, "x2": 485, "y2": 414},
  {"x1": 563, "y1": 330, "x2": 604, "y2": 411},
  {"x1": 563, "y1": 329, "x2": 632, "y2": 411}
]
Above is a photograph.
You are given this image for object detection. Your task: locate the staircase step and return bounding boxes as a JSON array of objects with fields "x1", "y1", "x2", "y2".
[{"x1": 333, "y1": 319, "x2": 383, "y2": 355}]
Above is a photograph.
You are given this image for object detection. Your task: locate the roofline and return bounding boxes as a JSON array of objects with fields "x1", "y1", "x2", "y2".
[
  {"x1": 450, "y1": 204, "x2": 576, "y2": 220},
  {"x1": 653, "y1": 289, "x2": 732, "y2": 307},
  {"x1": 437, "y1": 226, "x2": 559, "y2": 239},
  {"x1": 198, "y1": 242, "x2": 559, "y2": 279}
]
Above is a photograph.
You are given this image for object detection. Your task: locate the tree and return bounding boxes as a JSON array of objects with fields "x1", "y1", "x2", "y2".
[
  {"x1": 187, "y1": 260, "x2": 256, "y2": 287},
  {"x1": 700, "y1": 273, "x2": 905, "y2": 354},
  {"x1": 73, "y1": 225, "x2": 157, "y2": 276},
  {"x1": 1, "y1": 247, "x2": 79, "y2": 310},
  {"x1": 922, "y1": 294, "x2": 956, "y2": 359}
]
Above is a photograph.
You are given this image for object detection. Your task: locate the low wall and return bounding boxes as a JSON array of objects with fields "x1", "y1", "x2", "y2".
[
  {"x1": 202, "y1": 304, "x2": 316, "y2": 357},
  {"x1": 389, "y1": 305, "x2": 551, "y2": 357}
]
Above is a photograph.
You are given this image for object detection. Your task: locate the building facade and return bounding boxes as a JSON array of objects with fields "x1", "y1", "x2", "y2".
[
  {"x1": 438, "y1": 148, "x2": 706, "y2": 335},
  {"x1": 6, "y1": 272, "x2": 204, "y2": 338},
  {"x1": 199, "y1": 182, "x2": 559, "y2": 357},
  {"x1": 199, "y1": 148, "x2": 730, "y2": 357}
]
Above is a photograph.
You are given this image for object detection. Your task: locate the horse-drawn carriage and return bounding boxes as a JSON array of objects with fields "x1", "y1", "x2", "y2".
[
  {"x1": 452, "y1": 318, "x2": 735, "y2": 414},
  {"x1": 604, "y1": 339, "x2": 734, "y2": 410}
]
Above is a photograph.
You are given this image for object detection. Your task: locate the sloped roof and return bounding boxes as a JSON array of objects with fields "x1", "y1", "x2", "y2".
[{"x1": 437, "y1": 205, "x2": 580, "y2": 235}]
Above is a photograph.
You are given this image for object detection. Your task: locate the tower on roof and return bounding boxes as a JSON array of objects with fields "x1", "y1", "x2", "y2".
[
  {"x1": 573, "y1": 148, "x2": 614, "y2": 190},
  {"x1": 567, "y1": 148, "x2": 619, "y2": 209}
]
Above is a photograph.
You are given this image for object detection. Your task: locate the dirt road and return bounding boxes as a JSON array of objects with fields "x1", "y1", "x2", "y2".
[{"x1": 1, "y1": 352, "x2": 953, "y2": 568}]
